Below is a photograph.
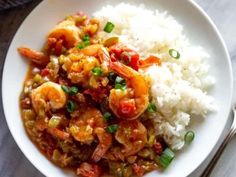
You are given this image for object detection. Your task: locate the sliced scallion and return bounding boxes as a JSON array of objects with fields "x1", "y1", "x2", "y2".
[
  {"x1": 160, "y1": 148, "x2": 175, "y2": 168},
  {"x1": 147, "y1": 102, "x2": 156, "y2": 113},
  {"x1": 61, "y1": 85, "x2": 79, "y2": 95},
  {"x1": 61, "y1": 85, "x2": 70, "y2": 94},
  {"x1": 104, "y1": 22, "x2": 115, "y2": 33},
  {"x1": 92, "y1": 67, "x2": 103, "y2": 76},
  {"x1": 103, "y1": 112, "x2": 112, "y2": 121},
  {"x1": 184, "y1": 131, "x2": 195, "y2": 144},
  {"x1": 82, "y1": 34, "x2": 90, "y2": 41},
  {"x1": 106, "y1": 124, "x2": 119, "y2": 133},
  {"x1": 70, "y1": 86, "x2": 79, "y2": 95},
  {"x1": 66, "y1": 100, "x2": 76, "y2": 113},
  {"x1": 169, "y1": 49, "x2": 180, "y2": 59}
]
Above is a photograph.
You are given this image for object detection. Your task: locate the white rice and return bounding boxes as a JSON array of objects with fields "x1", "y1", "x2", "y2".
[{"x1": 94, "y1": 3, "x2": 216, "y2": 150}]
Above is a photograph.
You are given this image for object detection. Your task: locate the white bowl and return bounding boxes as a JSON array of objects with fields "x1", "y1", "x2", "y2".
[{"x1": 2, "y1": 0, "x2": 233, "y2": 177}]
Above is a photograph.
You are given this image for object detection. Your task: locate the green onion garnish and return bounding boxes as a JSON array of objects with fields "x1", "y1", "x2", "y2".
[
  {"x1": 160, "y1": 148, "x2": 175, "y2": 168},
  {"x1": 184, "y1": 131, "x2": 195, "y2": 144},
  {"x1": 61, "y1": 85, "x2": 79, "y2": 95},
  {"x1": 115, "y1": 83, "x2": 126, "y2": 90},
  {"x1": 169, "y1": 49, "x2": 180, "y2": 59},
  {"x1": 147, "y1": 102, "x2": 156, "y2": 113},
  {"x1": 103, "y1": 112, "x2": 112, "y2": 121},
  {"x1": 83, "y1": 34, "x2": 90, "y2": 41},
  {"x1": 83, "y1": 40, "x2": 90, "y2": 46},
  {"x1": 92, "y1": 67, "x2": 103, "y2": 76},
  {"x1": 77, "y1": 40, "x2": 90, "y2": 49},
  {"x1": 115, "y1": 76, "x2": 126, "y2": 90},
  {"x1": 104, "y1": 22, "x2": 115, "y2": 33},
  {"x1": 106, "y1": 124, "x2": 119, "y2": 133},
  {"x1": 70, "y1": 86, "x2": 79, "y2": 95},
  {"x1": 61, "y1": 85, "x2": 70, "y2": 94},
  {"x1": 77, "y1": 43, "x2": 84, "y2": 49},
  {"x1": 66, "y1": 100, "x2": 76, "y2": 113}
]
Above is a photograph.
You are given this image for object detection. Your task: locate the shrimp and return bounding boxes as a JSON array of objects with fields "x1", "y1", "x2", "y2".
[
  {"x1": 69, "y1": 107, "x2": 112, "y2": 162},
  {"x1": 31, "y1": 81, "x2": 67, "y2": 113},
  {"x1": 18, "y1": 47, "x2": 50, "y2": 66},
  {"x1": 115, "y1": 120, "x2": 147, "y2": 157},
  {"x1": 48, "y1": 20, "x2": 80, "y2": 48},
  {"x1": 81, "y1": 44, "x2": 110, "y2": 72},
  {"x1": 109, "y1": 62, "x2": 149, "y2": 120},
  {"x1": 48, "y1": 20, "x2": 80, "y2": 45},
  {"x1": 66, "y1": 44, "x2": 110, "y2": 86}
]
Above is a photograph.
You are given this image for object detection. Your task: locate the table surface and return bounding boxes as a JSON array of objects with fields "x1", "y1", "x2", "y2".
[{"x1": 0, "y1": 0, "x2": 236, "y2": 177}]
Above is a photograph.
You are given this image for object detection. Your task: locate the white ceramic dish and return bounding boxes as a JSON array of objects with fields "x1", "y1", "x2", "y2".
[{"x1": 2, "y1": 0, "x2": 233, "y2": 177}]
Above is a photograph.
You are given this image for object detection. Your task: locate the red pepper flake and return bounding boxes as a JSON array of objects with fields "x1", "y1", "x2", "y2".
[
  {"x1": 132, "y1": 163, "x2": 144, "y2": 177},
  {"x1": 153, "y1": 142, "x2": 163, "y2": 155}
]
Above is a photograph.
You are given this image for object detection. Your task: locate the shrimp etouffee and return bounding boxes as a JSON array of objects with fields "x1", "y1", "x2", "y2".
[{"x1": 19, "y1": 12, "x2": 172, "y2": 177}]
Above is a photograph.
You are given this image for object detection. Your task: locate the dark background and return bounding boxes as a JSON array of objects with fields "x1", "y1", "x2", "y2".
[{"x1": 0, "y1": 1, "x2": 44, "y2": 176}]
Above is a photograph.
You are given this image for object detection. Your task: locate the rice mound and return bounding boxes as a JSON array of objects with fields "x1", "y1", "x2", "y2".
[{"x1": 94, "y1": 3, "x2": 216, "y2": 150}]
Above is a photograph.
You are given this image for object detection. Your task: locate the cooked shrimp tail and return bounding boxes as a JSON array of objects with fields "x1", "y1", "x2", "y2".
[
  {"x1": 18, "y1": 47, "x2": 50, "y2": 66},
  {"x1": 91, "y1": 127, "x2": 112, "y2": 162},
  {"x1": 109, "y1": 62, "x2": 149, "y2": 120}
]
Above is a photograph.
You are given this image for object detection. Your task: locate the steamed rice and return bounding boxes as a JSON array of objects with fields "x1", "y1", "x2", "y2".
[{"x1": 94, "y1": 3, "x2": 216, "y2": 150}]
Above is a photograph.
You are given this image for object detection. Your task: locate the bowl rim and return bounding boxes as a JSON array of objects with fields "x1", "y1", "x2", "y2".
[{"x1": 1, "y1": 0, "x2": 233, "y2": 177}]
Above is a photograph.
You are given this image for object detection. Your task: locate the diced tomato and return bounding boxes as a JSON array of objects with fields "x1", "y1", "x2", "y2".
[
  {"x1": 119, "y1": 100, "x2": 136, "y2": 116},
  {"x1": 132, "y1": 163, "x2": 144, "y2": 177},
  {"x1": 41, "y1": 68, "x2": 50, "y2": 77},
  {"x1": 110, "y1": 53, "x2": 117, "y2": 62},
  {"x1": 109, "y1": 44, "x2": 140, "y2": 70},
  {"x1": 127, "y1": 51, "x2": 139, "y2": 71},
  {"x1": 77, "y1": 162, "x2": 102, "y2": 177},
  {"x1": 139, "y1": 55, "x2": 161, "y2": 68}
]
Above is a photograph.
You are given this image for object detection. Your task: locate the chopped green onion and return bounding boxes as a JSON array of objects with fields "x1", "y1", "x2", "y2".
[
  {"x1": 82, "y1": 34, "x2": 90, "y2": 41},
  {"x1": 92, "y1": 67, "x2": 103, "y2": 76},
  {"x1": 169, "y1": 49, "x2": 180, "y2": 59},
  {"x1": 106, "y1": 124, "x2": 119, "y2": 133},
  {"x1": 184, "y1": 131, "x2": 195, "y2": 144},
  {"x1": 103, "y1": 112, "x2": 112, "y2": 121},
  {"x1": 104, "y1": 22, "x2": 115, "y2": 33},
  {"x1": 61, "y1": 85, "x2": 79, "y2": 95},
  {"x1": 147, "y1": 103, "x2": 156, "y2": 113},
  {"x1": 66, "y1": 100, "x2": 76, "y2": 113},
  {"x1": 61, "y1": 85, "x2": 70, "y2": 94},
  {"x1": 83, "y1": 40, "x2": 90, "y2": 46},
  {"x1": 70, "y1": 86, "x2": 79, "y2": 95},
  {"x1": 115, "y1": 83, "x2": 126, "y2": 90},
  {"x1": 77, "y1": 43, "x2": 84, "y2": 49},
  {"x1": 77, "y1": 40, "x2": 90, "y2": 49},
  {"x1": 160, "y1": 148, "x2": 175, "y2": 168}
]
